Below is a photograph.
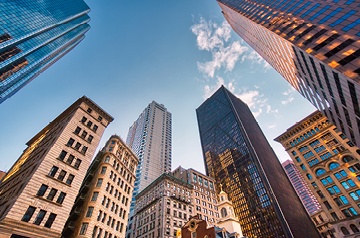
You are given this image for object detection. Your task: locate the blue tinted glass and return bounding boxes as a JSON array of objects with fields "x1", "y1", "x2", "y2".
[
  {"x1": 310, "y1": 5, "x2": 331, "y2": 21},
  {"x1": 319, "y1": 7, "x2": 343, "y2": 24},
  {"x1": 330, "y1": 10, "x2": 356, "y2": 27},
  {"x1": 342, "y1": 18, "x2": 360, "y2": 32},
  {"x1": 301, "y1": 3, "x2": 321, "y2": 18}
]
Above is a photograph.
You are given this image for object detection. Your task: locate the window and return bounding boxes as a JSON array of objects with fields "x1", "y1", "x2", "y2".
[
  {"x1": 316, "y1": 168, "x2": 326, "y2": 176},
  {"x1": 321, "y1": 176, "x2": 333, "y2": 185},
  {"x1": 105, "y1": 156, "x2": 110, "y2": 163},
  {"x1": 66, "y1": 138, "x2": 75, "y2": 147},
  {"x1": 339, "y1": 195, "x2": 349, "y2": 205},
  {"x1": 93, "y1": 125, "x2": 98, "y2": 132},
  {"x1": 96, "y1": 178, "x2": 103, "y2": 187},
  {"x1": 33, "y1": 210, "x2": 47, "y2": 225},
  {"x1": 56, "y1": 192, "x2": 66, "y2": 204},
  {"x1": 91, "y1": 192, "x2": 99, "y2": 201},
  {"x1": 22, "y1": 206, "x2": 36, "y2": 222},
  {"x1": 341, "y1": 227, "x2": 350, "y2": 235},
  {"x1": 334, "y1": 170, "x2": 348, "y2": 179},
  {"x1": 37, "y1": 184, "x2": 48, "y2": 196},
  {"x1": 81, "y1": 116, "x2": 87, "y2": 123},
  {"x1": 87, "y1": 108, "x2": 92, "y2": 113},
  {"x1": 343, "y1": 156, "x2": 354, "y2": 163},
  {"x1": 74, "y1": 127, "x2": 81, "y2": 135},
  {"x1": 81, "y1": 146, "x2": 88, "y2": 155},
  {"x1": 57, "y1": 170, "x2": 66, "y2": 181},
  {"x1": 44, "y1": 213, "x2": 57, "y2": 228},
  {"x1": 329, "y1": 162, "x2": 340, "y2": 170},
  {"x1": 66, "y1": 154, "x2": 75, "y2": 164},
  {"x1": 86, "y1": 207, "x2": 94, "y2": 217},
  {"x1": 87, "y1": 121, "x2": 93, "y2": 128},
  {"x1": 66, "y1": 174, "x2": 74, "y2": 185},
  {"x1": 74, "y1": 159, "x2": 82, "y2": 169},
  {"x1": 81, "y1": 131, "x2": 87, "y2": 139},
  {"x1": 88, "y1": 135, "x2": 93, "y2": 143},
  {"x1": 306, "y1": 174, "x2": 313, "y2": 180},
  {"x1": 59, "y1": 150, "x2": 67, "y2": 160},
  {"x1": 80, "y1": 223, "x2": 89, "y2": 235},
  {"x1": 350, "y1": 224, "x2": 359, "y2": 233},
  {"x1": 75, "y1": 142, "x2": 81, "y2": 150},
  {"x1": 44, "y1": 188, "x2": 57, "y2": 201},
  {"x1": 48, "y1": 166, "x2": 58, "y2": 177}
]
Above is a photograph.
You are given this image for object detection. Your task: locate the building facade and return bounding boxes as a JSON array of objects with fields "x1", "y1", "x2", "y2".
[
  {"x1": 126, "y1": 101, "x2": 172, "y2": 235},
  {"x1": 0, "y1": 96, "x2": 113, "y2": 238},
  {"x1": 172, "y1": 166, "x2": 219, "y2": 225},
  {"x1": 0, "y1": 0, "x2": 90, "y2": 103},
  {"x1": 275, "y1": 110, "x2": 360, "y2": 237},
  {"x1": 217, "y1": 0, "x2": 360, "y2": 148},
  {"x1": 130, "y1": 173, "x2": 193, "y2": 238},
  {"x1": 282, "y1": 160, "x2": 322, "y2": 215},
  {"x1": 62, "y1": 135, "x2": 138, "y2": 238},
  {"x1": 196, "y1": 86, "x2": 320, "y2": 238}
]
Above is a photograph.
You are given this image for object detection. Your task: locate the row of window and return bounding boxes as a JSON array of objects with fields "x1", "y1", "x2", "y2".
[
  {"x1": 81, "y1": 116, "x2": 99, "y2": 133},
  {"x1": 100, "y1": 194, "x2": 128, "y2": 217},
  {"x1": 21, "y1": 206, "x2": 56, "y2": 228},
  {"x1": 36, "y1": 184, "x2": 66, "y2": 204},
  {"x1": 66, "y1": 137, "x2": 88, "y2": 155},
  {"x1": 106, "y1": 156, "x2": 133, "y2": 184},
  {"x1": 290, "y1": 128, "x2": 320, "y2": 147},
  {"x1": 59, "y1": 150, "x2": 82, "y2": 169},
  {"x1": 48, "y1": 166, "x2": 74, "y2": 185},
  {"x1": 74, "y1": 126, "x2": 94, "y2": 143}
]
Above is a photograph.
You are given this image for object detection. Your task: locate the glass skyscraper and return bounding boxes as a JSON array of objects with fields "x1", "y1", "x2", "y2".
[
  {"x1": 0, "y1": 0, "x2": 90, "y2": 103},
  {"x1": 197, "y1": 86, "x2": 320, "y2": 237},
  {"x1": 217, "y1": 0, "x2": 360, "y2": 148},
  {"x1": 125, "y1": 101, "x2": 172, "y2": 236}
]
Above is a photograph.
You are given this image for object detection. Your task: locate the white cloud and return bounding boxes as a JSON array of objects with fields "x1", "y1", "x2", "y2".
[
  {"x1": 191, "y1": 18, "x2": 248, "y2": 78},
  {"x1": 281, "y1": 96, "x2": 294, "y2": 105},
  {"x1": 242, "y1": 50, "x2": 271, "y2": 70}
]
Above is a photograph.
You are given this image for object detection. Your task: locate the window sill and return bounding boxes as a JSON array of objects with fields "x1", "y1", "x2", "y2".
[
  {"x1": 56, "y1": 157, "x2": 80, "y2": 170},
  {"x1": 46, "y1": 175, "x2": 72, "y2": 187},
  {"x1": 34, "y1": 195, "x2": 63, "y2": 207}
]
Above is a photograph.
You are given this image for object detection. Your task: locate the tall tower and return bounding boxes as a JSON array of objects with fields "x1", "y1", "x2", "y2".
[
  {"x1": 0, "y1": 0, "x2": 90, "y2": 103},
  {"x1": 217, "y1": 0, "x2": 360, "y2": 148},
  {"x1": 62, "y1": 135, "x2": 138, "y2": 238},
  {"x1": 282, "y1": 160, "x2": 322, "y2": 215},
  {"x1": 125, "y1": 101, "x2": 172, "y2": 234},
  {"x1": 275, "y1": 110, "x2": 360, "y2": 237},
  {"x1": 196, "y1": 86, "x2": 320, "y2": 237},
  {"x1": 0, "y1": 96, "x2": 113, "y2": 238}
]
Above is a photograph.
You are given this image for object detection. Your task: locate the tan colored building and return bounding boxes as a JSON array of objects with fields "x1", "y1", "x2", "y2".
[
  {"x1": 0, "y1": 96, "x2": 113, "y2": 238},
  {"x1": 62, "y1": 135, "x2": 138, "y2": 238},
  {"x1": 130, "y1": 173, "x2": 193, "y2": 238},
  {"x1": 275, "y1": 111, "x2": 360, "y2": 237},
  {"x1": 172, "y1": 166, "x2": 219, "y2": 225},
  {"x1": 0, "y1": 171, "x2": 6, "y2": 181}
]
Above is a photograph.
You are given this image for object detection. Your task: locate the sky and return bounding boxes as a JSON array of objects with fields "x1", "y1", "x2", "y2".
[{"x1": 0, "y1": 0, "x2": 316, "y2": 175}]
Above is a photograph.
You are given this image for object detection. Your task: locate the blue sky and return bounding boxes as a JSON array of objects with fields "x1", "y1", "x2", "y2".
[{"x1": 0, "y1": 0, "x2": 316, "y2": 174}]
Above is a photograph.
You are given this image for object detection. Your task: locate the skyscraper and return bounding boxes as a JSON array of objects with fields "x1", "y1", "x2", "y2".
[
  {"x1": 196, "y1": 86, "x2": 320, "y2": 237},
  {"x1": 217, "y1": 0, "x2": 360, "y2": 148},
  {"x1": 62, "y1": 135, "x2": 138, "y2": 238},
  {"x1": 0, "y1": 0, "x2": 90, "y2": 103},
  {"x1": 282, "y1": 160, "x2": 322, "y2": 215},
  {"x1": 125, "y1": 101, "x2": 172, "y2": 234},
  {"x1": 275, "y1": 110, "x2": 360, "y2": 237},
  {"x1": 0, "y1": 96, "x2": 113, "y2": 238}
]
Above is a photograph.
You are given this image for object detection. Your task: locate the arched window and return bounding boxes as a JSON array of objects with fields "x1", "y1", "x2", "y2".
[
  {"x1": 316, "y1": 169, "x2": 326, "y2": 176},
  {"x1": 221, "y1": 208, "x2": 227, "y2": 218},
  {"x1": 350, "y1": 224, "x2": 359, "y2": 233},
  {"x1": 315, "y1": 127, "x2": 320, "y2": 132},
  {"x1": 105, "y1": 156, "x2": 110, "y2": 163},
  {"x1": 329, "y1": 162, "x2": 340, "y2": 170},
  {"x1": 311, "y1": 129, "x2": 315, "y2": 134},
  {"x1": 306, "y1": 174, "x2": 313, "y2": 180},
  {"x1": 300, "y1": 136, "x2": 305, "y2": 141},
  {"x1": 341, "y1": 227, "x2": 350, "y2": 235},
  {"x1": 343, "y1": 156, "x2": 354, "y2": 163}
]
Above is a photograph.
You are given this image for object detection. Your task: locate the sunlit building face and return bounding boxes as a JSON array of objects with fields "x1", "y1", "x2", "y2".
[
  {"x1": 197, "y1": 86, "x2": 320, "y2": 238},
  {"x1": 0, "y1": 0, "x2": 90, "y2": 103},
  {"x1": 217, "y1": 0, "x2": 360, "y2": 148}
]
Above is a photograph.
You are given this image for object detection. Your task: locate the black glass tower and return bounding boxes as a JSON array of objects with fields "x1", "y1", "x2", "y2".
[{"x1": 196, "y1": 86, "x2": 320, "y2": 238}]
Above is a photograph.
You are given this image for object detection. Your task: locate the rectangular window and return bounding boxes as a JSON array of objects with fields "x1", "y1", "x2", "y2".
[
  {"x1": 79, "y1": 223, "x2": 89, "y2": 235},
  {"x1": 37, "y1": 184, "x2": 48, "y2": 196},
  {"x1": 21, "y1": 206, "x2": 36, "y2": 222},
  {"x1": 81, "y1": 116, "x2": 87, "y2": 123},
  {"x1": 44, "y1": 213, "x2": 57, "y2": 228},
  {"x1": 74, "y1": 159, "x2": 82, "y2": 169},
  {"x1": 87, "y1": 135, "x2": 94, "y2": 143},
  {"x1": 81, "y1": 146, "x2": 88, "y2": 155},
  {"x1": 33, "y1": 210, "x2": 47, "y2": 225},
  {"x1": 56, "y1": 192, "x2": 66, "y2": 204},
  {"x1": 81, "y1": 131, "x2": 87, "y2": 139},
  {"x1": 93, "y1": 125, "x2": 98, "y2": 132},
  {"x1": 66, "y1": 154, "x2": 75, "y2": 164},
  {"x1": 67, "y1": 138, "x2": 75, "y2": 147},
  {"x1": 57, "y1": 170, "x2": 67, "y2": 181},
  {"x1": 59, "y1": 150, "x2": 67, "y2": 160},
  {"x1": 91, "y1": 192, "x2": 99, "y2": 201},
  {"x1": 74, "y1": 126, "x2": 81, "y2": 135},
  {"x1": 96, "y1": 178, "x2": 103, "y2": 187},
  {"x1": 46, "y1": 188, "x2": 58, "y2": 201},
  {"x1": 48, "y1": 166, "x2": 58, "y2": 177},
  {"x1": 75, "y1": 142, "x2": 81, "y2": 150},
  {"x1": 86, "y1": 207, "x2": 94, "y2": 217},
  {"x1": 66, "y1": 174, "x2": 75, "y2": 185}
]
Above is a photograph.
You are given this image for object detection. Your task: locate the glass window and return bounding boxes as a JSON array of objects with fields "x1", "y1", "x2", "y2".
[
  {"x1": 329, "y1": 162, "x2": 340, "y2": 170},
  {"x1": 66, "y1": 174, "x2": 74, "y2": 185},
  {"x1": 86, "y1": 207, "x2": 94, "y2": 217},
  {"x1": 100, "y1": 166, "x2": 107, "y2": 174},
  {"x1": 56, "y1": 192, "x2": 66, "y2": 204},
  {"x1": 74, "y1": 159, "x2": 82, "y2": 169},
  {"x1": 44, "y1": 213, "x2": 57, "y2": 228},
  {"x1": 57, "y1": 170, "x2": 67, "y2": 181},
  {"x1": 91, "y1": 192, "x2": 99, "y2": 201},
  {"x1": 47, "y1": 188, "x2": 58, "y2": 201},
  {"x1": 33, "y1": 210, "x2": 47, "y2": 225},
  {"x1": 316, "y1": 168, "x2": 326, "y2": 176},
  {"x1": 21, "y1": 206, "x2": 36, "y2": 222},
  {"x1": 96, "y1": 178, "x2": 103, "y2": 187},
  {"x1": 80, "y1": 223, "x2": 89, "y2": 235},
  {"x1": 37, "y1": 184, "x2": 48, "y2": 196},
  {"x1": 339, "y1": 195, "x2": 349, "y2": 205},
  {"x1": 48, "y1": 166, "x2": 58, "y2": 177}
]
